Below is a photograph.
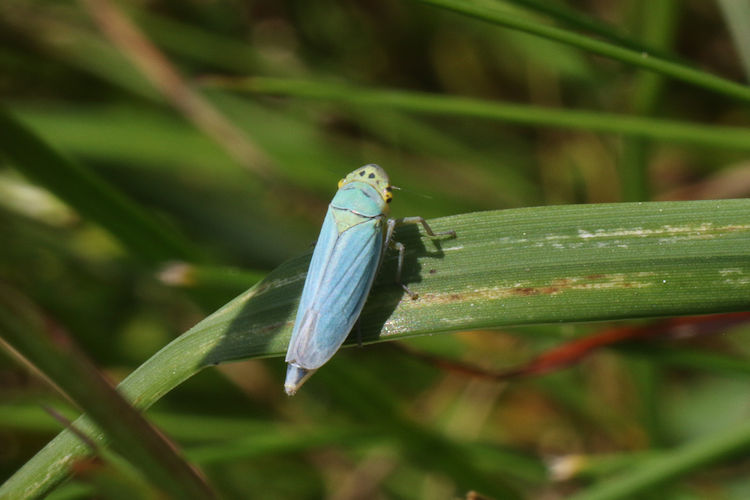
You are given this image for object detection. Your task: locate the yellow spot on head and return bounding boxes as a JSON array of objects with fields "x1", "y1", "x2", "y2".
[{"x1": 338, "y1": 164, "x2": 393, "y2": 203}]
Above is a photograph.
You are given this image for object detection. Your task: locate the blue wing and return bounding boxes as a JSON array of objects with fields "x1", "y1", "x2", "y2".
[{"x1": 286, "y1": 208, "x2": 384, "y2": 370}]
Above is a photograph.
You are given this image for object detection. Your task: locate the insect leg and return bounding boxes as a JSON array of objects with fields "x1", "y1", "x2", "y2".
[
  {"x1": 393, "y1": 240, "x2": 419, "y2": 299},
  {"x1": 385, "y1": 217, "x2": 456, "y2": 299},
  {"x1": 384, "y1": 219, "x2": 418, "y2": 299}
]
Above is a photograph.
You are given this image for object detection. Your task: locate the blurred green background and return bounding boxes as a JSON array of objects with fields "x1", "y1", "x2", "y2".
[{"x1": 2, "y1": 0, "x2": 750, "y2": 498}]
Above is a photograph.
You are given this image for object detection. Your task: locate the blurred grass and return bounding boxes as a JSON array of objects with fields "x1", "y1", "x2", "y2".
[
  {"x1": 4, "y1": 200, "x2": 750, "y2": 498},
  {"x1": 619, "y1": 0, "x2": 678, "y2": 202},
  {"x1": 2, "y1": 1, "x2": 750, "y2": 499},
  {"x1": 212, "y1": 76, "x2": 750, "y2": 150},
  {"x1": 420, "y1": 0, "x2": 750, "y2": 102},
  {"x1": 0, "y1": 107, "x2": 204, "y2": 265},
  {"x1": 0, "y1": 286, "x2": 215, "y2": 499},
  {"x1": 718, "y1": 0, "x2": 750, "y2": 81}
]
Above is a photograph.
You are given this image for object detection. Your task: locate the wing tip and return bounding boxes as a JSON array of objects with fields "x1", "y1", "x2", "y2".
[{"x1": 284, "y1": 363, "x2": 316, "y2": 396}]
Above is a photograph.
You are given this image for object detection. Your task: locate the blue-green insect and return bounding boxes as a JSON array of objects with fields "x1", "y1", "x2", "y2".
[{"x1": 284, "y1": 164, "x2": 455, "y2": 395}]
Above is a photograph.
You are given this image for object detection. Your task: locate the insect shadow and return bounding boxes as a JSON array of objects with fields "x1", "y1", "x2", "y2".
[
  {"x1": 200, "y1": 220, "x2": 452, "y2": 371},
  {"x1": 199, "y1": 255, "x2": 306, "y2": 368},
  {"x1": 352, "y1": 220, "x2": 452, "y2": 345}
]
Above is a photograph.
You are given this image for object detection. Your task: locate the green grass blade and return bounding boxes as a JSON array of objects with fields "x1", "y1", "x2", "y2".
[
  {"x1": 619, "y1": 0, "x2": 678, "y2": 202},
  {"x1": 232, "y1": 77, "x2": 750, "y2": 151},
  {"x1": 718, "y1": 0, "x2": 750, "y2": 82},
  {"x1": 568, "y1": 419, "x2": 750, "y2": 500},
  {"x1": 0, "y1": 287, "x2": 216, "y2": 499},
  {"x1": 0, "y1": 107, "x2": 203, "y2": 265},
  {"x1": 3, "y1": 199, "x2": 749, "y2": 498},
  {"x1": 417, "y1": 0, "x2": 750, "y2": 103},
  {"x1": 501, "y1": 0, "x2": 678, "y2": 59}
]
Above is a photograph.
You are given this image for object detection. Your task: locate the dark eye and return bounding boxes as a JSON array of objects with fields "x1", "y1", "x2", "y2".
[
  {"x1": 359, "y1": 170, "x2": 366, "y2": 176},
  {"x1": 368, "y1": 173, "x2": 375, "y2": 179}
]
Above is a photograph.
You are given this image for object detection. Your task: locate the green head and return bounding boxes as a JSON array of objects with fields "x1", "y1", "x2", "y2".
[{"x1": 338, "y1": 164, "x2": 393, "y2": 204}]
